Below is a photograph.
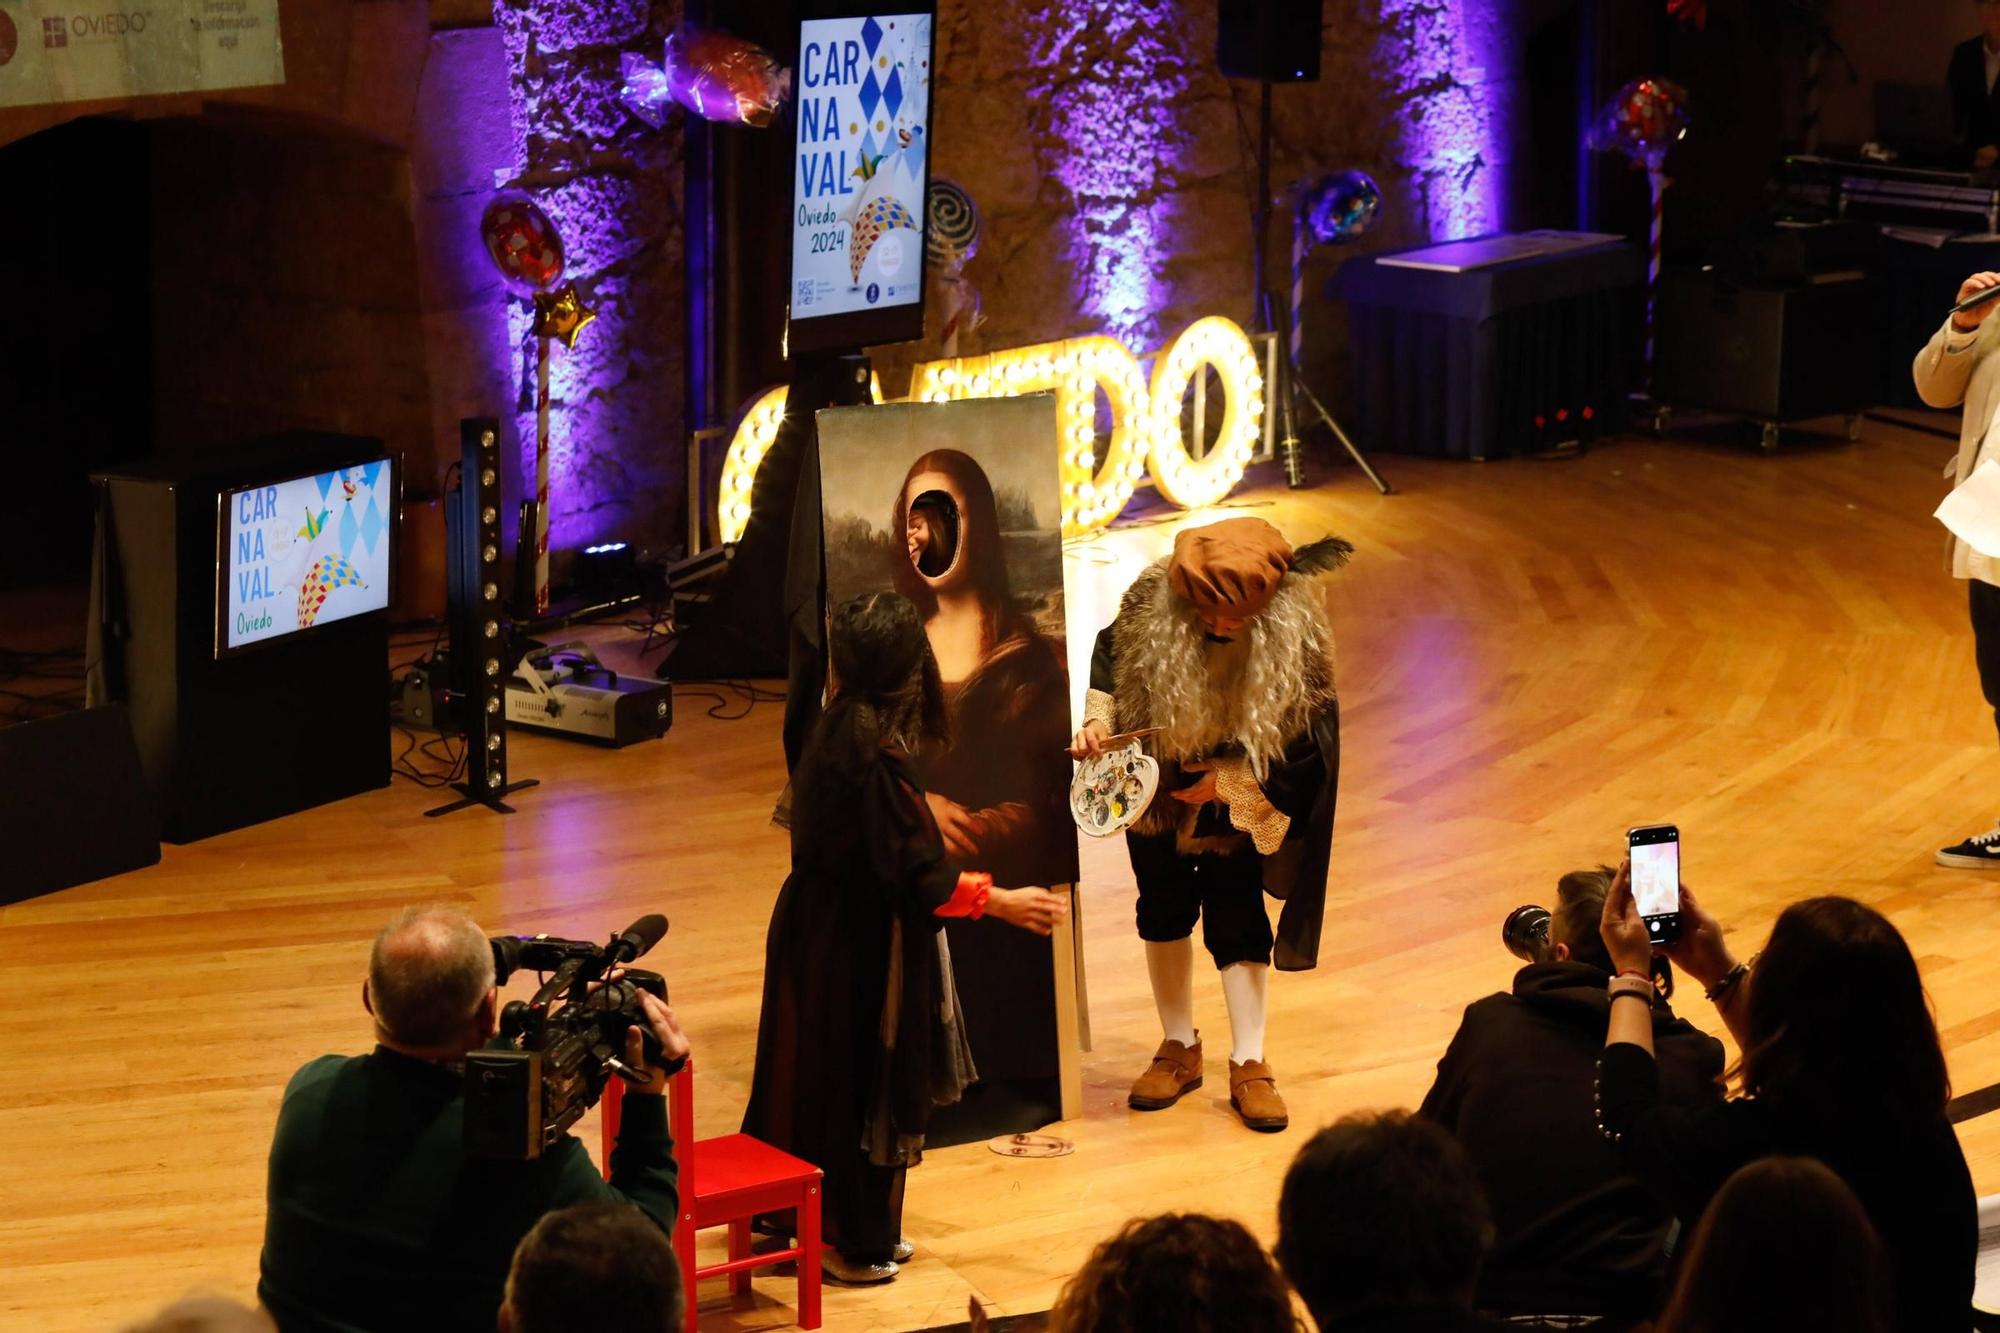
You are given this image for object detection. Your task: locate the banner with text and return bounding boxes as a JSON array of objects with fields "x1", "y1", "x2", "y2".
[
  {"x1": 0, "y1": 0, "x2": 282, "y2": 110},
  {"x1": 789, "y1": 11, "x2": 931, "y2": 321}
]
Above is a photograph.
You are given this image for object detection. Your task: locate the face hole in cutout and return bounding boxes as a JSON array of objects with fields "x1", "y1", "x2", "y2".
[{"x1": 907, "y1": 490, "x2": 960, "y2": 579}]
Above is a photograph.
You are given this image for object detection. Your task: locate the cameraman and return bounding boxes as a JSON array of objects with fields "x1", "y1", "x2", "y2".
[
  {"x1": 1417, "y1": 869, "x2": 1722, "y2": 1325},
  {"x1": 258, "y1": 906, "x2": 687, "y2": 1332}
]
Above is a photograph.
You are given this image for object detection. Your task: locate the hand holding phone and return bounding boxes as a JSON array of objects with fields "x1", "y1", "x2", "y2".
[{"x1": 1627, "y1": 824, "x2": 1682, "y2": 946}]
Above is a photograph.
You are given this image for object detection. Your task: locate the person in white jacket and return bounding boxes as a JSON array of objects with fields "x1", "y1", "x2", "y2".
[{"x1": 1915, "y1": 268, "x2": 2000, "y2": 865}]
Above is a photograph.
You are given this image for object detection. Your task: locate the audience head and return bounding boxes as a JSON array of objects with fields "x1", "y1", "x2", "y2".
[
  {"x1": 1741, "y1": 897, "x2": 1948, "y2": 1135},
  {"x1": 1050, "y1": 1212, "x2": 1298, "y2": 1332},
  {"x1": 500, "y1": 1202, "x2": 683, "y2": 1333},
  {"x1": 1657, "y1": 1156, "x2": 1891, "y2": 1333},
  {"x1": 1549, "y1": 866, "x2": 1616, "y2": 971},
  {"x1": 1276, "y1": 1111, "x2": 1493, "y2": 1328},
  {"x1": 364, "y1": 905, "x2": 497, "y2": 1058},
  {"x1": 120, "y1": 1294, "x2": 274, "y2": 1332}
]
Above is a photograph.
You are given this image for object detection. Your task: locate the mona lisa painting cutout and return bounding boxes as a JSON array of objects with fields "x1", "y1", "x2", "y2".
[{"x1": 817, "y1": 394, "x2": 1080, "y2": 1141}]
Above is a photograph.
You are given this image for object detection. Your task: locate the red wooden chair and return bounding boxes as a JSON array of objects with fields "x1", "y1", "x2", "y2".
[{"x1": 601, "y1": 1060, "x2": 823, "y2": 1333}]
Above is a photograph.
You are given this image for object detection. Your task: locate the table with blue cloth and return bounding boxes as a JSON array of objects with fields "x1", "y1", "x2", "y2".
[{"x1": 1334, "y1": 235, "x2": 1644, "y2": 460}]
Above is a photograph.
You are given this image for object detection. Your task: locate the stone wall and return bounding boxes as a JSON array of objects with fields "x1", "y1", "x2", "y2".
[{"x1": 885, "y1": 0, "x2": 1525, "y2": 402}]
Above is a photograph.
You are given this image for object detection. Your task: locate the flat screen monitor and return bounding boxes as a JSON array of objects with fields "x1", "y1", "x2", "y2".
[
  {"x1": 787, "y1": 4, "x2": 936, "y2": 357},
  {"x1": 217, "y1": 457, "x2": 395, "y2": 656}
]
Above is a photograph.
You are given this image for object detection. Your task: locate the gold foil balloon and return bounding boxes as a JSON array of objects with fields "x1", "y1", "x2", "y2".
[{"x1": 532, "y1": 285, "x2": 598, "y2": 349}]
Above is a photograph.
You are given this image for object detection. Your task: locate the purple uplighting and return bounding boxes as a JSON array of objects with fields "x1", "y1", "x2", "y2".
[
  {"x1": 1376, "y1": 0, "x2": 1507, "y2": 239},
  {"x1": 1028, "y1": 1, "x2": 1186, "y2": 350}
]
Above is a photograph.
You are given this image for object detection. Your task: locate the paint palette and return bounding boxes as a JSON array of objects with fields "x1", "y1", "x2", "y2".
[{"x1": 1070, "y1": 741, "x2": 1159, "y2": 838}]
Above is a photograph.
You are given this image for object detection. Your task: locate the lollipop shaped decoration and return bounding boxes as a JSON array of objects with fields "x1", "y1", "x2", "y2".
[
  {"x1": 927, "y1": 179, "x2": 983, "y2": 354},
  {"x1": 480, "y1": 194, "x2": 565, "y2": 293},
  {"x1": 1589, "y1": 77, "x2": 1689, "y2": 380},
  {"x1": 478, "y1": 192, "x2": 595, "y2": 615},
  {"x1": 1291, "y1": 170, "x2": 1381, "y2": 368},
  {"x1": 926, "y1": 179, "x2": 981, "y2": 269}
]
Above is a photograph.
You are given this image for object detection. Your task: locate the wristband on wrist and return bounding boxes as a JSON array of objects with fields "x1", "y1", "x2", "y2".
[
  {"x1": 1608, "y1": 988, "x2": 1654, "y2": 1005},
  {"x1": 1705, "y1": 959, "x2": 1750, "y2": 1004},
  {"x1": 936, "y1": 871, "x2": 993, "y2": 920},
  {"x1": 1614, "y1": 969, "x2": 1651, "y2": 984}
]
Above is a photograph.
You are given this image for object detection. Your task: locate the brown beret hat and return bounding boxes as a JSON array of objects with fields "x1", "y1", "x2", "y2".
[{"x1": 1168, "y1": 517, "x2": 1294, "y2": 618}]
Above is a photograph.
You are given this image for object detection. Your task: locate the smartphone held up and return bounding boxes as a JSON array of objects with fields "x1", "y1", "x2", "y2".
[{"x1": 1627, "y1": 823, "x2": 1682, "y2": 946}]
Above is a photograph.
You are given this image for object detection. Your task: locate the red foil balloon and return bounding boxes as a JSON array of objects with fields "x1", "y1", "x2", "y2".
[{"x1": 479, "y1": 194, "x2": 566, "y2": 294}]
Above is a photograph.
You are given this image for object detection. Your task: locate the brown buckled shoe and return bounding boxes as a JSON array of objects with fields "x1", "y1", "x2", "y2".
[
  {"x1": 1229, "y1": 1058, "x2": 1288, "y2": 1132},
  {"x1": 1128, "y1": 1036, "x2": 1203, "y2": 1110}
]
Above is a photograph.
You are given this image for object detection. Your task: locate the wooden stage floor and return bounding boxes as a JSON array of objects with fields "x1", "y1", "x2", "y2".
[{"x1": 6, "y1": 416, "x2": 2000, "y2": 1331}]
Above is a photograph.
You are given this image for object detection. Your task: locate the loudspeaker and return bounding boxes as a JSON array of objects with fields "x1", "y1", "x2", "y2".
[
  {"x1": 1654, "y1": 271, "x2": 1881, "y2": 421},
  {"x1": 441, "y1": 418, "x2": 527, "y2": 808},
  {"x1": 1218, "y1": 0, "x2": 1322, "y2": 82},
  {"x1": 0, "y1": 704, "x2": 160, "y2": 904},
  {"x1": 87, "y1": 435, "x2": 391, "y2": 843}
]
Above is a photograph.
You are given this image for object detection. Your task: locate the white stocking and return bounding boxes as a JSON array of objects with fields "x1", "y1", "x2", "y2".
[
  {"x1": 1219, "y1": 961, "x2": 1269, "y2": 1064},
  {"x1": 1144, "y1": 937, "x2": 1197, "y2": 1047}
]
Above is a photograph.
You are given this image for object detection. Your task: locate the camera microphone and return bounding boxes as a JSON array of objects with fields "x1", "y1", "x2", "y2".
[{"x1": 608, "y1": 913, "x2": 668, "y2": 966}]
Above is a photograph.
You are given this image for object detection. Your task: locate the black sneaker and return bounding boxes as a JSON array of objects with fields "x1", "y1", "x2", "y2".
[{"x1": 1937, "y1": 822, "x2": 2000, "y2": 867}]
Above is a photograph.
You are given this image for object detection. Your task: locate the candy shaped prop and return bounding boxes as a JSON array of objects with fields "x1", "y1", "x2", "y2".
[
  {"x1": 479, "y1": 195, "x2": 565, "y2": 295},
  {"x1": 1589, "y1": 77, "x2": 1689, "y2": 382},
  {"x1": 926, "y1": 179, "x2": 981, "y2": 268},
  {"x1": 927, "y1": 179, "x2": 983, "y2": 354},
  {"x1": 1591, "y1": 76, "x2": 1689, "y2": 170},
  {"x1": 1291, "y1": 170, "x2": 1382, "y2": 368},
  {"x1": 849, "y1": 194, "x2": 919, "y2": 284},
  {"x1": 297, "y1": 555, "x2": 365, "y2": 629},
  {"x1": 477, "y1": 191, "x2": 597, "y2": 614},
  {"x1": 617, "y1": 53, "x2": 675, "y2": 129},
  {"x1": 1070, "y1": 742, "x2": 1160, "y2": 838},
  {"x1": 673, "y1": 24, "x2": 793, "y2": 126}
]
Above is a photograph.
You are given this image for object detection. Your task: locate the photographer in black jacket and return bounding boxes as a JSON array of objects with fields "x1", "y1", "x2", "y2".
[
  {"x1": 258, "y1": 906, "x2": 687, "y2": 1333},
  {"x1": 1419, "y1": 869, "x2": 1723, "y2": 1324}
]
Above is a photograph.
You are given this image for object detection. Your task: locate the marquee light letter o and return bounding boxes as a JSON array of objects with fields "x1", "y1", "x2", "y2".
[{"x1": 1145, "y1": 317, "x2": 1264, "y2": 511}]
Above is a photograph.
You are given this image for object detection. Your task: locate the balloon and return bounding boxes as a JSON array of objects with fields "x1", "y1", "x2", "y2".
[
  {"x1": 620, "y1": 24, "x2": 793, "y2": 128},
  {"x1": 1591, "y1": 77, "x2": 1689, "y2": 169},
  {"x1": 1301, "y1": 170, "x2": 1382, "y2": 247},
  {"x1": 926, "y1": 179, "x2": 981, "y2": 269},
  {"x1": 479, "y1": 194, "x2": 565, "y2": 293},
  {"x1": 532, "y1": 284, "x2": 597, "y2": 349}
]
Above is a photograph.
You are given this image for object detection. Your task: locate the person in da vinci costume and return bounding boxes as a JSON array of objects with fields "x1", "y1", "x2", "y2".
[{"x1": 1072, "y1": 518, "x2": 1348, "y2": 1132}]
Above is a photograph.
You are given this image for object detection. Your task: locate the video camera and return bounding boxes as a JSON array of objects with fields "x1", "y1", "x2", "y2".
[{"x1": 463, "y1": 913, "x2": 676, "y2": 1159}]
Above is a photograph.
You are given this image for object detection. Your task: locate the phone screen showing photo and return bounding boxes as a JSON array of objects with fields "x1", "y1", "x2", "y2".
[{"x1": 1630, "y1": 838, "x2": 1680, "y2": 919}]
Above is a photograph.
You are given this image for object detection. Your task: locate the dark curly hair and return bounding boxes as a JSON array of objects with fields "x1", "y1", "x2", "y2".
[
  {"x1": 1049, "y1": 1213, "x2": 1299, "y2": 1333},
  {"x1": 825, "y1": 591, "x2": 947, "y2": 754}
]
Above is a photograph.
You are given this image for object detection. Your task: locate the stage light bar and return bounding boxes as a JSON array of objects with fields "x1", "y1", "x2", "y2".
[{"x1": 718, "y1": 315, "x2": 1269, "y2": 542}]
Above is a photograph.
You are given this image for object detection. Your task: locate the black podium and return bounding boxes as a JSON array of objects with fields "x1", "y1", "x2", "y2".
[{"x1": 87, "y1": 435, "x2": 392, "y2": 843}]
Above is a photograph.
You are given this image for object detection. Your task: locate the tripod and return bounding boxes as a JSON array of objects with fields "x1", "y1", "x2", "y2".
[{"x1": 1248, "y1": 81, "x2": 1391, "y2": 496}]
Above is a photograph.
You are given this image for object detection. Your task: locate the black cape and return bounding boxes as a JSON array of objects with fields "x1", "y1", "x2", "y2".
[
  {"x1": 741, "y1": 700, "x2": 959, "y2": 1242},
  {"x1": 1087, "y1": 626, "x2": 1339, "y2": 972}
]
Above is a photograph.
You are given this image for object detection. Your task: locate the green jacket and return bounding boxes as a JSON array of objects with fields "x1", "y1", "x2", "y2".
[{"x1": 258, "y1": 1047, "x2": 678, "y2": 1331}]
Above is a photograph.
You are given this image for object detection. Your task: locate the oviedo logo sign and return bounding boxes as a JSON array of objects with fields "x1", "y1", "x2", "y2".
[
  {"x1": 719, "y1": 315, "x2": 1270, "y2": 542},
  {"x1": 0, "y1": 10, "x2": 18, "y2": 65}
]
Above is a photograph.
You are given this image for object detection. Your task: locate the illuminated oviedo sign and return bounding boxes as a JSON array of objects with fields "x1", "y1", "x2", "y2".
[{"x1": 718, "y1": 315, "x2": 1268, "y2": 542}]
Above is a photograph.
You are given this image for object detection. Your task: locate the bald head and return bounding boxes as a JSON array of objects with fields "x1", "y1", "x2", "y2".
[{"x1": 367, "y1": 906, "x2": 496, "y2": 1052}]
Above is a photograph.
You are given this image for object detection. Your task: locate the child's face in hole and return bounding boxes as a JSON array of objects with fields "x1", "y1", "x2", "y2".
[{"x1": 905, "y1": 491, "x2": 959, "y2": 579}]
